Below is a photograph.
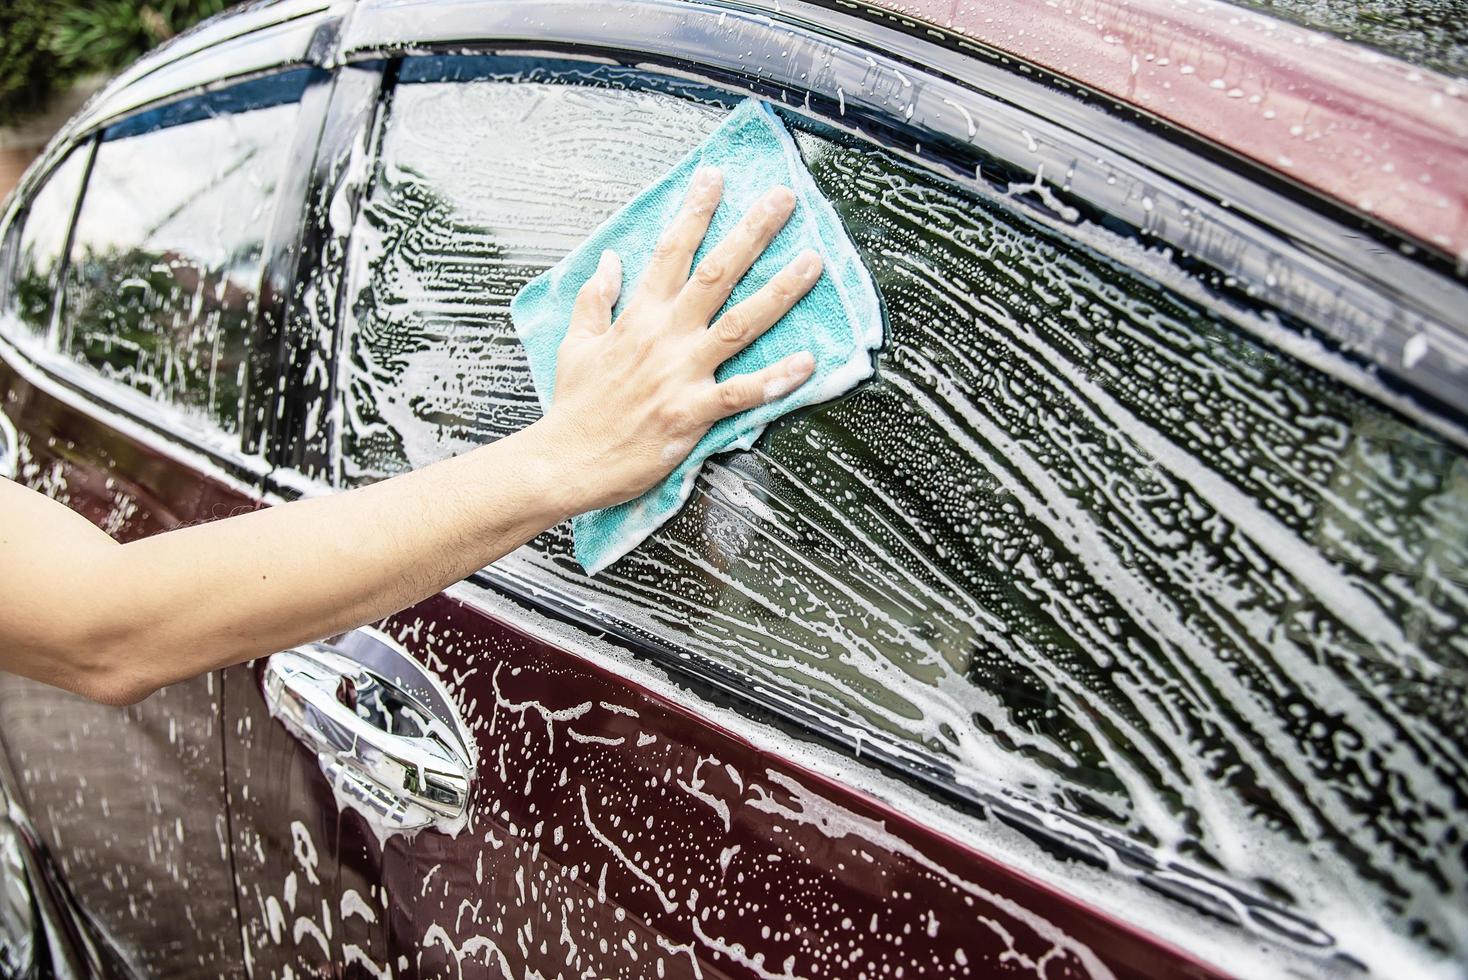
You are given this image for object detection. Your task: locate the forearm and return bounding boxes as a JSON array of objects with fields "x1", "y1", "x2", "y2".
[{"x1": 72, "y1": 418, "x2": 579, "y2": 702}]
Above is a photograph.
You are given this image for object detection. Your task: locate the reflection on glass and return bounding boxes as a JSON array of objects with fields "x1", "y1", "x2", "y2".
[
  {"x1": 60, "y1": 92, "x2": 299, "y2": 436},
  {"x1": 6, "y1": 145, "x2": 91, "y2": 339},
  {"x1": 339, "y1": 59, "x2": 1468, "y2": 965},
  {"x1": 1229, "y1": 0, "x2": 1468, "y2": 78}
]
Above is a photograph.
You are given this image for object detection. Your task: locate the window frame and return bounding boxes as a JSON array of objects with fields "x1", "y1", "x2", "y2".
[
  {"x1": 58, "y1": 67, "x2": 324, "y2": 452},
  {"x1": 221, "y1": 1, "x2": 1468, "y2": 959},
  {"x1": 0, "y1": 0, "x2": 1441, "y2": 962}
]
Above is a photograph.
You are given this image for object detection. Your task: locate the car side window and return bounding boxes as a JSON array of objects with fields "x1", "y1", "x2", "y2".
[
  {"x1": 57, "y1": 70, "x2": 311, "y2": 438},
  {"x1": 336, "y1": 56, "x2": 1467, "y2": 952},
  {"x1": 1, "y1": 144, "x2": 92, "y2": 341}
]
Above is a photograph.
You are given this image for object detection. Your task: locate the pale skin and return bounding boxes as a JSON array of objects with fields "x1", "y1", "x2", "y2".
[{"x1": 0, "y1": 168, "x2": 821, "y2": 706}]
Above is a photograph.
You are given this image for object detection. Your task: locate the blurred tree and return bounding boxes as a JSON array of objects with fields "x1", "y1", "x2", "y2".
[
  {"x1": 0, "y1": 0, "x2": 60, "y2": 126},
  {"x1": 1, "y1": 0, "x2": 229, "y2": 125}
]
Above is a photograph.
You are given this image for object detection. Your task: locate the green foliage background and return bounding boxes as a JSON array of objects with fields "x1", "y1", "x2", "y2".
[{"x1": 0, "y1": 1, "x2": 229, "y2": 125}]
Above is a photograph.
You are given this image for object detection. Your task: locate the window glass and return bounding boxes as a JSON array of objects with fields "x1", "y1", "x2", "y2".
[
  {"x1": 1226, "y1": 0, "x2": 1468, "y2": 79},
  {"x1": 338, "y1": 57, "x2": 1468, "y2": 958},
  {"x1": 3, "y1": 145, "x2": 91, "y2": 340},
  {"x1": 59, "y1": 71, "x2": 310, "y2": 436}
]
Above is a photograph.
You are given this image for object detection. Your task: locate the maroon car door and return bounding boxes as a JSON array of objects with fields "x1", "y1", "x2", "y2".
[
  {"x1": 222, "y1": 5, "x2": 1468, "y2": 980},
  {"x1": 0, "y1": 68, "x2": 322, "y2": 977}
]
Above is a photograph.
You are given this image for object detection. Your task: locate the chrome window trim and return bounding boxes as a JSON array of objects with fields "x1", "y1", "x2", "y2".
[
  {"x1": 0, "y1": 1, "x2": 1457, "y2": 963},
  {"x1": 96, "y1": 0, "x2": 332, "y2": 91},
  {"x1": 0, "y1": 140, "x2": 95, "y2": 306},
  {"x1": 0, "y1": 137, "x2": 99, "y2": 354},
  {"x1": 7, "y1": 0, "x2": 1467, "y2": 438},
  {"x1": 65, "y1": 2, "x2": 337, "y2": 140},
  {"x1": 64, "y1": 17, "x2": 326, "y2": 140},
  {"x1": 0, "y1": 61, "x2": 332, "y2": 469},
  {"x1": 252, "y1": 458, "x2": 1330, "y2": 957}
]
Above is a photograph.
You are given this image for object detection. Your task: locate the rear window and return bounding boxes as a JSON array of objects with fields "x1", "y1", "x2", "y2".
[
  {"x1": 2, "y1": 144, "x2": 91, "y2": 341},
  {"x1": 57, "y1": 70, "x2": 311, "y2": 437},
  {"x1": 335, "y1": 56, "x2": 1468, "y2": 965}
]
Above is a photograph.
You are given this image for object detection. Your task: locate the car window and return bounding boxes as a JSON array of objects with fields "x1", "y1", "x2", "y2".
[
  {"x1": 336, "y1": 56, "x2": 1467, "y2": 957},
  {"x1": 1, "y1": 144, "x2": 92, "y2": 341},
  {"x1": 57, "y1": 70, "x2": 311, "y2": 438}
]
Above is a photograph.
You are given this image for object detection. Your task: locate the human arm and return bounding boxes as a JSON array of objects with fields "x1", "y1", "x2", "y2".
[{"x1": 0, "y1": 168, "x2": 821, "y2": 704}]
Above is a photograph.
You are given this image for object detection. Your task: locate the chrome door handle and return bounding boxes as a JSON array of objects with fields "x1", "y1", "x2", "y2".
[{"x1": 263, "y1": 629, "x2": 474, "y2": 833}]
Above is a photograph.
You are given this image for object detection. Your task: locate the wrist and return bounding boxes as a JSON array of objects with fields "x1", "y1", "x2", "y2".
[{"x1": 516, "y1": 414, "x2": 595, "y2": 523}]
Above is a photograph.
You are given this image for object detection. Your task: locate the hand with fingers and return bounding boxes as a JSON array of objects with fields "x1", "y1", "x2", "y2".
[{"x1": 542, "y1": 165, "x2": 823, "y2": 514}]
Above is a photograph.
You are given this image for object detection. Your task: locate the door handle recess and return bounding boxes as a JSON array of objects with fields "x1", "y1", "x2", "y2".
[{"x1": 263, "y1": 630, "x2": 474, "y2": 834}]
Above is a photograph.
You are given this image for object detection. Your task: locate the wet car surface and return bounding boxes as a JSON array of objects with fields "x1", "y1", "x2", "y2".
[{"x1": 1, "y1": 0, "x2": 1466, "y2": 977}]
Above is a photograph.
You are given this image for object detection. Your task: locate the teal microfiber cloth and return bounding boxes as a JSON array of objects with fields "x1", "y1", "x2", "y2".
[{"x1": 510, "y1": 97, "x2": 883, "y2": 575}]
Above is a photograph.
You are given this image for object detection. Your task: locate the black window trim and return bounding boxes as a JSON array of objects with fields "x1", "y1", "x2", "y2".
[{"x1": 263, "y1": 59, "x2": 391, "y2": 475}]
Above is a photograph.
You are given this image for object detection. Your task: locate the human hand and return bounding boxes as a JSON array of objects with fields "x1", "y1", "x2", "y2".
[{"x1": 540, "y1": 166, "x2": 822, "y2": 514}]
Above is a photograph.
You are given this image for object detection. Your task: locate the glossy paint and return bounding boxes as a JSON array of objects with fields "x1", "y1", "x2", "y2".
[
  {"x1": 225, "y1": 591, "x2": 1222, "y2": 979},
  {"x1": 206, "y1": 31, "x2": 1223, "y2": 974}
]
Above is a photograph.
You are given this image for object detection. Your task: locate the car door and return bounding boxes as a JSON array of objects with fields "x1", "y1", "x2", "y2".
[
  {"x1": 224, "y1": 2, "x2": 1468, "y2": 978},
  {"x1": 225, "y1": 54, "x2": 1219, "y2": 980},
  {"x1": 0, "y1": 66, "x2": 325, "y2": 978}
]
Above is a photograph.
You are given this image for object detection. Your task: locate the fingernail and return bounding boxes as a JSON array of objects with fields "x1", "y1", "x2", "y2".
[
  {"x1": 695, "y1": 165, "x2": 721, "y2": 188},
  {"x1": 763, "y1": 185, "x2": 794, "y2": 212},
  {"x1": 791, "y1": 351, "x2": 815, "y2": 374},
  {"x1": 793, "y1": 250, "x2": 821, "y2": 277}
]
